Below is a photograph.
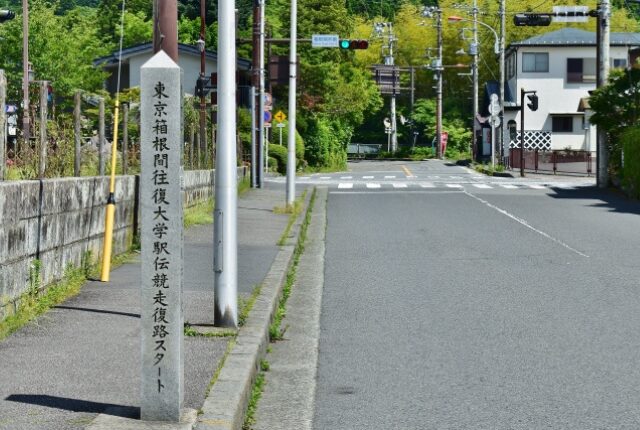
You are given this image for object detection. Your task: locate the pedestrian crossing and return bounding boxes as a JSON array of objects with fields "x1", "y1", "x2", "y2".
[{"x1": 327, "y1": 182, "x2": 585, "y2": 191}]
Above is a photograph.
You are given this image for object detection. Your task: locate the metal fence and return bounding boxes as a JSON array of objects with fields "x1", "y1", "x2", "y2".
[{"x1": 510, "y1": 149, "x2": 595, "y2": 176}]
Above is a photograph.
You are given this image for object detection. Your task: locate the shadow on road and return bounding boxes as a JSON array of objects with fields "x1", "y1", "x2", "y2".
[
  {"x1": 5, "y1": 394, "x2": 140, "y2": 418},
  {"x1": 53, "y1": 305, "x2": 140, "y2": 319},
  {"x1": 548, "y1": 186, "x2": 640, "y2": 215}
]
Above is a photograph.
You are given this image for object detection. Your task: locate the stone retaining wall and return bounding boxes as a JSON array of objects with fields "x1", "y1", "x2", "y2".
[{"x1": 0, "y1": 167, "x2": 248, "y2": 319}]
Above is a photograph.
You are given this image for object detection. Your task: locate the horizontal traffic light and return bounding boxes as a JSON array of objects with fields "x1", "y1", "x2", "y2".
[
  {"x1": 340, "y1": 39, "x2": 369, "y2": 50},
  {"x1": 514, "y1": 13, "x2": 552, "y2": 26},
  {"x1": 0, "y1": 10, "x2": 15, "y2": 22}
]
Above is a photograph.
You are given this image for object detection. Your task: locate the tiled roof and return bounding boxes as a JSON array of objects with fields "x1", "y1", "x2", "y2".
[{"x1": 510, "y1": 28, "x2": 640, "y2": 47}]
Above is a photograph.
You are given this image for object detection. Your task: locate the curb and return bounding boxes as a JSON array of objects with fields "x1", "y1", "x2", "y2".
[{"x1": 195, "y1": 189, "x2": 314, "y2": 430}]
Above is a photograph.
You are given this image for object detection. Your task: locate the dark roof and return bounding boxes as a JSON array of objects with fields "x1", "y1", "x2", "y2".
[
  {"x1": 509, "y1": 28, "x2": 640, "y2": 48},
  {"x1": 94, "y1": 42, "x2": 251, "y2": 70}
]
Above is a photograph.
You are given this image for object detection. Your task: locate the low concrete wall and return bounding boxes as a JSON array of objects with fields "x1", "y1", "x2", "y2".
[{"x1": 0, "y1": 166, "x2": 248, "y2": 319}]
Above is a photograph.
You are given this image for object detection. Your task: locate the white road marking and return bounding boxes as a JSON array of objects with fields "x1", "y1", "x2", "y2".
[
  {"x1": 393, "y1": 183, "x2": 408, "y2": 188},
  {"x1": 363, "y1": 176, "x2": 374, "y2": 179},
  {"x1": 338, "y1": 183, "x2": 353, "y2": 189},
  {"x1": 500, "y1": 184, "x2": 518, "y2": 189},
  {"x1": 446, "y1": 184, "x2": 463, "y2": 188},
  {"x1": 472, "y1": 184, "x2": 492, "y2": 189},
  {"x1": 384, "y1": 175, "x2": 396, "y2": 179},
  {"x1": 419, "y1": 182, "x2": 436, "y2": 188},
  {"x1": 340, "y1": 176, "x2": 353, "y2": 179},
  {"x1": 463, "y1": 191, "x2": 589, "y2": 258},
  {"x1": 528, "y1": 184, "x2": 546, "y2": 189},
  {"x1": 450, "y1": 176, "x2": 463, "y2": 179},
  {"x1": 319, "y1": 176, "x2": 331, "y2": 180},
  {"x1": 366, "y1": 183, "x2": 381, "y2": 189}
]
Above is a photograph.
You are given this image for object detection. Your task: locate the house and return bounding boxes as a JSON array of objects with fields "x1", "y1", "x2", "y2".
[
  {"x1": 488, "y1": 28, "x2": 640, "y2": 157},
  {"x1": 94, "y1": 42, "x2": 252, "y2": 104}
]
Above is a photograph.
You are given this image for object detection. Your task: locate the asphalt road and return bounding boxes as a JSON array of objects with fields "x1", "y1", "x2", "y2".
[{"x1": 311, "y1": 159, "x2": 640, "y2": 429}]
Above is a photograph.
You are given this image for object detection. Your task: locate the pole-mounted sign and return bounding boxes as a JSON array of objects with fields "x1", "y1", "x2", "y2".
[{"x1": 312, "y1": 34, "x2": 339, "y2": 48}]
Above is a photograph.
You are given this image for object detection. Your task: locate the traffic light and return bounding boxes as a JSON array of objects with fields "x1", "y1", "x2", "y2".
[
  {"x1": 339, "y1": 39, "x2": 369, "y2": 50},
  {"x1": 195, "y1": 76, "x2": 210, "y2": 97},
  {"x1": 0, "y1": 10, "x2": 15, "y2": 22},
  {"x1": 513, "y1": 13, "x2": 552, "y2": 26},
  {"x1": 527, "y1": 93, "x2": 538, "y2": 111}
]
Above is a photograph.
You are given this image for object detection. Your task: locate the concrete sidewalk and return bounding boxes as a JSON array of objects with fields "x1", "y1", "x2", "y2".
[{"x1": 0, "y1": 185, "x2": 297, "y2": 430}]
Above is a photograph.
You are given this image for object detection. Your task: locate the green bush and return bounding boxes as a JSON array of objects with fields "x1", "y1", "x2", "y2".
[
  {"x1": 304, "y1": 117, "x2": 350, "y2": 170},
  {"x1": 621, "y1": 126, "x2": 640, "y2": 199},
  {"x1": 410, "y1": 147, "x2": 434, "y2": 160},
  {"x1": 268, "y1": 156, "x2": 278, "y2": 172},
  {"x1": 268, "y1": 144, "x2": 288, "y2": 174}
]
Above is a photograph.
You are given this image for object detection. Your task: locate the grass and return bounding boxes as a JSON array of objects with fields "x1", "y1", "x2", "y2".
[
  {"x1": 238, "y1": 284, "x2": 262, "y2": 327},
  {"x1": 275, "y1": 190, "x2": 308, "y2": 246},
  {"x1": 182, "y1": 177, "x2": 252, "y2": 229},
  {"x1": 242, "y1": 372, "x2": 266, "y2": 430},
  {"x1": 269, "y1": 188, "x2": 316, "y2": 341},
  {"x1": 204, "y1": 338, "x2": 236, "y2": 398},
  {"x1": 183, "y1": 323, "x2": 236, "y2": 338},
  {"x1": 0, "y1": 264, "x2": 86, "y2": 341}
]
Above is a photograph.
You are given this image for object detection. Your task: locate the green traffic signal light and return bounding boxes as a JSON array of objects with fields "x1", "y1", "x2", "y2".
[
  {"x1": 339, "y1": 39, "x2": 369, "y2": 50},
  {"x1": 340, "y1": 39, "x2": 350, "y2": 49}
]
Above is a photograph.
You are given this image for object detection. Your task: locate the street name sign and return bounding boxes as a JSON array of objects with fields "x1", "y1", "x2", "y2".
[{"x1": 312, "y1": 34, "x2": 339, "y2": 48}]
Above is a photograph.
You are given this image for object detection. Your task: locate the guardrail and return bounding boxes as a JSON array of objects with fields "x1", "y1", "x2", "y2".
[
  {"x1": 347, "y1": 143, "x2": 382, "y2": 158},
  {"x1": 510, "y1": 149, "x2": 594, "y2": 176}
]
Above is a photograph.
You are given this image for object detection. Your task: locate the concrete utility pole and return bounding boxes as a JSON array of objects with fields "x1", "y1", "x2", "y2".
[
  {"x1": 214, "y1": 0, "x2": 238, "y2": 328},
  {"x1": 153, "y1": 0, "x2": 178, "y2": 62},
  {"x1": 387, "y1": 24, "x2": 398, "y2": 152},
  {"x1": 74, "y1": 91, "x2": 81, "y2": 176},
  {"x1": 38, "y1": 81, "x2": 47, "y2": 179},
  {"x1": 250, "y1": 85, "x2": 257, "y2": 187},
  {"x1": 286, "y1": 0, "x2": 297, "y2": 206},
  {"x1": 472, "y1": 0, "x2": 479, "y2": 160},
  {"x1": 499, "y1": 0, "x2": 506, "y2": 162},
  {"x1": 122, "y1": 102, "x2": 128, "y2": 174},
  {"x1": 597, "y1": 0, "x2": 610, "y2": 188},
  {"x1": 22, "y1": 0, "x2": 30, "y2": 146}
]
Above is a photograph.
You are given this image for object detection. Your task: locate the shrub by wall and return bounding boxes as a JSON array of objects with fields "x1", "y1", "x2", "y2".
[{"x1": 621, "y1": 126, "x2": 640, "y2": 199}]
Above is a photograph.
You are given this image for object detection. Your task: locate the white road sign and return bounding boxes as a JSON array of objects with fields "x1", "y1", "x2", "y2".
[
  {"x1": 312, "y1": 34, "x2": 339, "y2": 48},
  {"x1": 552, "y1": 6, "x2": 589, "y2": 23}
]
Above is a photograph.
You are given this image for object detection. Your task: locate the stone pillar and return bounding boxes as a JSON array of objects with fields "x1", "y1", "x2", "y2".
[{"x1": 140, "y1": 50, "x2": 183, "y2": 422}]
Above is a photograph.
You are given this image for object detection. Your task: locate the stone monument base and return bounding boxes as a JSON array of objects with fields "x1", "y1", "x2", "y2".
[{"x1": 86, "y1": 408, "x2": 197, "y2": 430}]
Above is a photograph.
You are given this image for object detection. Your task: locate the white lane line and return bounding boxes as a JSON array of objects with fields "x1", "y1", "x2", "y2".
[
  {"x1": 446, "y1": 184, "x2": 463, "y2": 188},
  {"x1": 319, "y1": 176, "x2": 331, "y2": 180},
  {"x1": 298, "y1": 177, "x2": 310, "y2": 181},
  {"x1": 528, "y1": 184, "x2": 546, "y2": 189},
  {"x1": 331, "y1": 190, "x2": 463, "y2": 195},
  {"x1": 450, "y1": 176, "x2": 463, "y2": 179},
  {"x1": 473, "y1": 184, "x2": 492, "y2": 189},
  {"x1": 419, "y1": 182, "x2": 436, "y2": 188},
  {"x1": 463, "y1": 191, "x2": 589, "y2": 258},
  {"x1": 393, "y1": 183, "x2": 408, "y2": 188},
  {"x1": 338, "y1": 183, "x2": 353, "y2": 189},
  {"x1": 430, "y1": 175, "x2": 441, "y2": 179},
  {"x1": 500, "y1": 184, "x2": 518, "y2": 189},
  {"x1": 340, "y1": 176, "x2": 353, "y2": 179},
  {"x1": 366, "y1": 183, "x2": 381, "y2": 189},
  {"x1": 363, "y1": 176, "x2": 374, "y2": 179},
  {"x1": 384, "y1": 175, "x2": 396, "y2": 179}
]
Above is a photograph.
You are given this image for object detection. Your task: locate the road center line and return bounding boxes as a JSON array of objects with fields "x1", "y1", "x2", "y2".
[
  {"x1": 401, "y1": 165, "x2": 415, "y2": 178},
  {"x1": 463, "y1": 191, "x2": 589, "y2": 258}
]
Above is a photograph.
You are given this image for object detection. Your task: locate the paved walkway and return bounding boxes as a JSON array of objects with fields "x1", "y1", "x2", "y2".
[{"x1": 0, "y1": 185, "x2": 292, "y2": 430}]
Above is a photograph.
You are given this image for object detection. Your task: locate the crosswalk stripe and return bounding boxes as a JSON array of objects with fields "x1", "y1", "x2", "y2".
[
  {"x1": 338, "y1": 183, "x2": 353, "y2": 189},
  {"x1": 528, "y1": 184, "x2": 546, "y2": 189},
  {"x1": 473, "y1": 184, "x2": 492, "y2": 189},
  {"x1": 393, "y1": 183, "x2": 408, "y2": 188},
  {"x1": 363, "y1": 175, "x2": 374, "y2": 179},
  {"x1": 319, "y1": 176, "x2": 331, "y2": 180},
  {"x1": 384, "y1": 175, "x2": 396, "y2": 179},
  {"x1": 340, "y1": 176, "x2": 353, "y2": 179},
  {"x1": 446, "y1": 184, "x2": 463, "y2": 188},
  {"x1": 419, "y1": 182, "x2": 436, "y2": 188},
  {"x1": 366, "y1": 183, "x2": 381, "y2": 189},
  {"x1": 500, "y1": 184, "x2": 518, "y2": 189}
]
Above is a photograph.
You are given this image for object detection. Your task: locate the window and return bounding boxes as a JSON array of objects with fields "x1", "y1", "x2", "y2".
[
  {"x1": 522, "y1": 53, "x2": 549, "y2": 72},
  {"x1": 567, "y1": 58, "x2": 596, "y2": 83},
  {"x1": 508, "y1": 120, "x2": 517, "y2": 142},
  {"x1": 552, "y1": 116, "x2": 574, "y2": 132},
  {"x1": 611, "y1": 58, "x2": 627, "y2": 69},
  {"x1": 506, "y1": 54, "x2": 516, "y2": 79}
]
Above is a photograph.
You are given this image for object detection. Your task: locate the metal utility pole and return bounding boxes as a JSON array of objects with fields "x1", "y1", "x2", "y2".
[
  {"x1": 258, "y1": 0, "x2": 266, "y2": 187},
  {"x1": 499, "y1": 0, "x2": 506, "y2": 163},
  {"x1": 597, "y1": 0, "x2": 610, "y2": 189},
  {"x1": 153, "y1": 0, "x2": 178, "y2": 62},
  {"x1": 214, "y1": 0, "x2": 238, "y2": 328},
  {"x1": 520, "y1": 88, "x2": 525, "y2": 177},
  {"x1": 98, "y1": 97, "x2": 105, "y2": 176},
  {"x1": 387, "y1": 24, "x2": 398, "y2": 153},
  {"x1": 471, "y1": 0, "x2": 479, "y2": 160},
  {"x1": 435, "y1": 9, "x2": 443, "y2": 160},
  {"x1": 122, "y1": 102, "x2": 129, "y2": 174},
  {"x1": 22, "y1": 0, "x2": 30, "y2": 145},
  {"x1": 286, "y1": 0, "x2": 297, "y2": 206},
  {"x1": 251, "y1": 1, "x2": 260, "y2": 187},
  {"x1": 199, "y1": 0, "x2": 207, "y2": 169},
  {"x1": 74, "y1": 91, "x2": 81, "y2": 176}
]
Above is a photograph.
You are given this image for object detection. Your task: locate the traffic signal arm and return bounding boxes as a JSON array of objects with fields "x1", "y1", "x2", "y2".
[
  {"x1": 0, "y1": 10, "x2": 15, "y2": 22},
  {"x1": 514, "y1": 13, "x2": 552, "y2": 26}
]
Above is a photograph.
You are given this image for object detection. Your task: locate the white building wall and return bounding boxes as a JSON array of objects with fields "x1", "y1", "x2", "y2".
[
  {"x1": 128, "y1": 52, "x2": 217, "y2": 96},
  {"x1": 505, "y1": 45, "x2": 629, "y2": 151}
]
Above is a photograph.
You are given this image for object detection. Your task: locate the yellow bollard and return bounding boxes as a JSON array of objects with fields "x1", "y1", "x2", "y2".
[{"x1": 100, "y1": 99, "x2": 120, "y2": 282}]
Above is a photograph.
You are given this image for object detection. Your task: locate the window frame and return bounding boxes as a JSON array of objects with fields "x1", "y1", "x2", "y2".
[
  {"x1": 522, "y1": 52, "x2": 549, "y2": 73},
  {"x1": 552, "y1": 116, "x2": 574, "y2": 133},
  {"x1": 566, "y1": 58, "x2": 596, "y2": 83}
]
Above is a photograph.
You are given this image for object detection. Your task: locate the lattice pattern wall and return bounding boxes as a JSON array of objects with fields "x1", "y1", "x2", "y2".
[{"x1": 509, "y1": 131, "x2": 551, "y2": 151}]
